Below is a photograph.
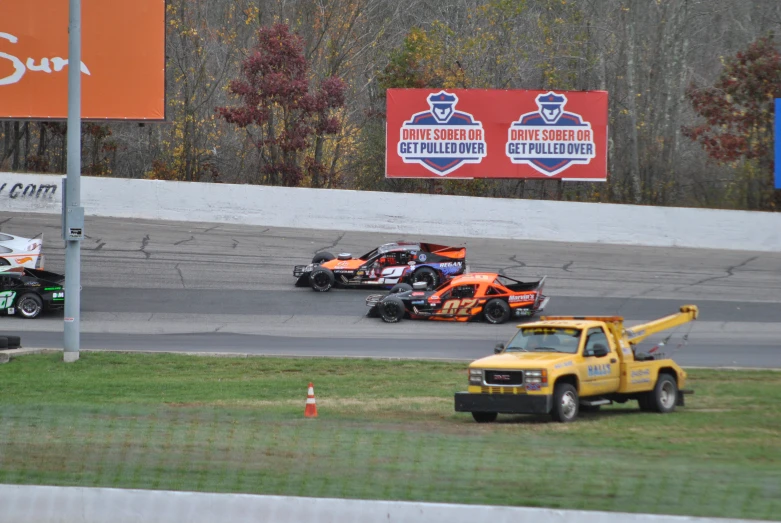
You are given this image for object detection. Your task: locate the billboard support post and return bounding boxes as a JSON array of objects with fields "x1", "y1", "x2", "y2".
[{"x1": 63, "y1": 0, "x2": 84, "y2": 363}]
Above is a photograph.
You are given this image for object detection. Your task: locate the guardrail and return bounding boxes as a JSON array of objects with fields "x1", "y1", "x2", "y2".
[
  {"x1": 2, "y1": 172, "x2": 780, "y2": 251},
  {"x1": 0, "y1": 485, "x2": 765, "y2": 523}
]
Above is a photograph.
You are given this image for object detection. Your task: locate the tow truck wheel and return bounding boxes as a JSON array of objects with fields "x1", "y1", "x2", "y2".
[
  {"x1": 472, "y1": 412, "x2": 497, "y2": 423},
  {"x1": 650, "y1": 374, "x2": 678, "y2": 413},
  {"x1": 551, "y1": 383, "x2": 579, "y2": 422}
]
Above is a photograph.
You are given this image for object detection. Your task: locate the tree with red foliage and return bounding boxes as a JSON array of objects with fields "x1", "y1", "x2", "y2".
[
  {"x1": 218, "y1": 23, "x2": 346, "y2": 187},
  {"x1": 683, "y1": 36, "x2": 781, "y2": 210}
]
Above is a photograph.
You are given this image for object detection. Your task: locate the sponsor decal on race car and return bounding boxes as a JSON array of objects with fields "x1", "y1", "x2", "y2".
[
  {"x1": 418, "y1": 253, "x2": 427, "y2": 262},
  {"x1": 506, "y1": 91, "x2": 596, "y2": 176},
  {"x1": 438, "y1": 262, "x2": 462, "y2": 268},
  {"x1": 509, "y1": 294, "x2": 536, "y2": 302},
  {"x1": 526, "y1": 383, "x2": 542, "y2": 391}
]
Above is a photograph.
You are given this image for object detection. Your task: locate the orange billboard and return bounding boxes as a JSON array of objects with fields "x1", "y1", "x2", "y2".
[{"x1": 0, "y1": 0, "x2": 165, "y2": 120}]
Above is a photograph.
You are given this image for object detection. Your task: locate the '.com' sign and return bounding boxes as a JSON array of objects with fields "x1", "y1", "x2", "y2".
[
  {"x1": 386, "y1": 89, "x2": 607, "y2": 180},
  {"x1": 0, "y1": 0, "x2": 165, "y2": 120}
]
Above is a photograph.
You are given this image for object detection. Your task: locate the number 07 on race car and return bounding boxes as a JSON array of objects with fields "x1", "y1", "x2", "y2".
[{"x1": 366, "y1": 273, "x2": 549, "y2": 324}]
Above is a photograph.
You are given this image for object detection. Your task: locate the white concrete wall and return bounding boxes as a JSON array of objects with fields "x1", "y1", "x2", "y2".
[
  {"x1": 2, "y1": 172, "x2": 780, "y2": 251},
  {"x1": 0, "y1": 485, "x2": 764, "y2": 523}
]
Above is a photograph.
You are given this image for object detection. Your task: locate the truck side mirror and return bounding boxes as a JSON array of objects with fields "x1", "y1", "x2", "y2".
[
  {"x1": 494, "y1": 343, "x2": 505, "y2": 354},
  {"x1": 592, "y1": 344, "x2": 609, "y2": 357}
]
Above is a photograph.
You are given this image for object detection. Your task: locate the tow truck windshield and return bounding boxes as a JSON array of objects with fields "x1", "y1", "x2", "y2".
[{"x1": 504, "y1": 327, "x2": 582, "y2": 354}]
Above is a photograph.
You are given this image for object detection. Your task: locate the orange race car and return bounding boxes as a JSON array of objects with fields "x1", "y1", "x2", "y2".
[{"x1": 365, "y1": 272, "x2": 549, "y2": 324}]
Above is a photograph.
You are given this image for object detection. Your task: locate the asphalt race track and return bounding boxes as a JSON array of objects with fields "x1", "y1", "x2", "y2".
[{"x1": 2, "y1": 211, "x2": 780, "y2": 368}]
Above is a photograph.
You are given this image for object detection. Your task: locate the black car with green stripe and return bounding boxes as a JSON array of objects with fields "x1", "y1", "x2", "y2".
[{"x1": 0, "y1": 266, "x2": 65, "y2": 319}]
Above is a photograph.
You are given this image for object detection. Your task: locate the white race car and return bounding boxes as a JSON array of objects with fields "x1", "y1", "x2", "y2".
[{"x1": 0, "y1": 232, "x2": 44, "y2": 269}]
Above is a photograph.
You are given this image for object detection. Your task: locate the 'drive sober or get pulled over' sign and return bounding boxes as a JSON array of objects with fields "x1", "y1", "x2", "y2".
[
  {"x1": 0, "y1": 0, "x2": 165, "y2": 120},
  {"x1": 386, "y1": 89, "x2": 608, "y2": 180}
]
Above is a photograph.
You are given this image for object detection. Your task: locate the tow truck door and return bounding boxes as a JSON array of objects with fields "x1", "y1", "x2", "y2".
[{"x1": 579, "y1": 326, "x2": 621, "y2": 396}]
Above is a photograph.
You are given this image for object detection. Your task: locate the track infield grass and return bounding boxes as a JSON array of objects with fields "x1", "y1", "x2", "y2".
[{"x1": 1, "y1": 352, "x2": 779, "y2": 520}]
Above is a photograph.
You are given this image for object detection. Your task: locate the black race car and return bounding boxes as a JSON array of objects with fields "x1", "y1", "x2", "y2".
[
  {"x1": 0, "y1": 266, "x2": 65, "y2": 319},
  {"x1": 294, "y1": 241, "x2": 467, "y2": 292}
]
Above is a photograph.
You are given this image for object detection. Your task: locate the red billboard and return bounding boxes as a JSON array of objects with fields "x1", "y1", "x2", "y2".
[
  {"x1": 386, "y1": 89, "x2": 608, "y2": 180},
  {"x1": 0, "y1": 0, "x2": 165, "y2": 120}
]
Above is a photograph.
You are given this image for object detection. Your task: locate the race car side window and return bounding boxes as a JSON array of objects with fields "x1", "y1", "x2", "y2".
[
  {"x1": 486, "y1": 286, "x2": 504, "y2": 296},
  {"x1": 452, "y1": 285, "x2": 476, "y2": 299},
  {"x1": 0, "y1": 275, "x2": 19, "y2": 288}
]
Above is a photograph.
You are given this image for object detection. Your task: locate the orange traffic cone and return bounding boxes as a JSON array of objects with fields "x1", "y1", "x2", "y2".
[{"x1": 304, "y1": 382, "x2": 318, "y2": 418}]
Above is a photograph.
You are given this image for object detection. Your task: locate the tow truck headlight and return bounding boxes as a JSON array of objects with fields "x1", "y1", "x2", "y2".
[
  {"x1": 469, "y1": 369, "x2": 483, "y2": 385},
  {"x1": 524, "y1": 369, "x2": 548, "y2": 385}
]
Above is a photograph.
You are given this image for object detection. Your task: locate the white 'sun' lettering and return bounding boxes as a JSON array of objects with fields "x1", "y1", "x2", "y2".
[{"x1": 0, "y1": 32, "x2": 91, "y2": 86}]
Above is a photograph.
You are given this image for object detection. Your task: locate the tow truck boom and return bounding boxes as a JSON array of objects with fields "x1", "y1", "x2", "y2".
[{"x1": 623, "y1": 305, "x2": 698, "y2": 345}]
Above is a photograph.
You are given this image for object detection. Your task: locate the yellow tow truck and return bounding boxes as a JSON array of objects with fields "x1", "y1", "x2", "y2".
[{"x1": 454, "y1": 305, "x2": 699, "y2": 423}]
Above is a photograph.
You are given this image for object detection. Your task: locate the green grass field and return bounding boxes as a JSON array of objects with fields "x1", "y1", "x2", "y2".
[{"x1": 1, "y1": 352, "x2": 779, "y2": 520}]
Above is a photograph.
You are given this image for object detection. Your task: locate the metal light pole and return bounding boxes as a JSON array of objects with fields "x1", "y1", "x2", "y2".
[
  {"x1": 63, "y1": 0, "x2": 84, "y2": 362},
  {"x1": 775, "y1": 98, "x2": 780, "y2": 190}
]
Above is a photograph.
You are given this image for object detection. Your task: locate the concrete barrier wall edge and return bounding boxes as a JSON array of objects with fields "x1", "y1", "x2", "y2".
[
  {"x1": 1, "y1": 172, "x2": 779, "y2": 251},
  {"x1": 0, "y1": 485, "x2": 762, "y2": 523}
]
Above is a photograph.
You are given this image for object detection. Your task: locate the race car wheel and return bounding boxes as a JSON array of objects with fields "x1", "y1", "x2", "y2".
[
  {"x1": 311, "y1": 251, "x2": 335, "y2": 264},
  {"x1": 389, "y1": 283, "x2": 412, "y2": 294},
  {"x1": 16, "y1": 294, "x2": 43, "y2": 319},
  {"x1": 411, "y1": 267, "x2": 439, "y2": 290},
  {"x1": 551, "y1": 383, "x2": 579, "y2": 423},
  {"x1": 483, "y1": 299, "x2": 511, "y2": 324},
  {"x1": 379, "y1": 296, "x2": 405, "y2": 323},
  {"x1": 309, "y1": 267, "x2": 335, "y2": 292},
  {"x1": 472, "y1": 412, "x2": 498, "y2": 423}
]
